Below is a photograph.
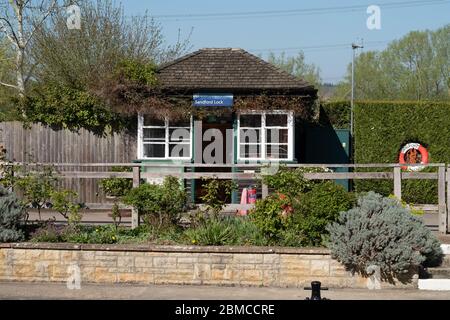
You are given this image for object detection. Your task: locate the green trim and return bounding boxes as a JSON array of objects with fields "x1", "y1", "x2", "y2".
[
  {"x1": 232, "y1": 115, "x2": 239, "y2": 204},
  {"x1": 190, "y1": 116, "x2": 196, "y2": 204}
]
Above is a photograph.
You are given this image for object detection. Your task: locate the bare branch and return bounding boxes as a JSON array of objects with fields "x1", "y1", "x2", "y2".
[
  {"x1": 0, "y1": 17, "x2": 19, "y2": 46},
  {"x1": 24, "y1": 0, "x2": 57, "y2": 47},
  {"x1": 0, "y1": 80, "x2": 18, "y2": 89}
]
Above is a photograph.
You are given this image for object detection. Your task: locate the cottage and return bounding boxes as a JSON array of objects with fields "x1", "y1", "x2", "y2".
[{"x1": 137, "y1": 48, "x2": 318, "y2": 203}]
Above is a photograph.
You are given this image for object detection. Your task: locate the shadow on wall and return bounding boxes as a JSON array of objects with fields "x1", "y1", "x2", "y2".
[{"x1": 298, "y1": 106, "x2": 350, "y2": 190}]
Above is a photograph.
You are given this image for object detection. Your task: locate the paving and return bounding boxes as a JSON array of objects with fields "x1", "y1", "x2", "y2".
[{"x1": 1, "y1": 282, "x2": 450, "y2": 300}]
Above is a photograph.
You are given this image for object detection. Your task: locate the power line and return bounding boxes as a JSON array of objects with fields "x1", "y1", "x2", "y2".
[
  {"x1": 141, "y1": 0, "x2": 450, "y2": 22},
  {"x1": 249, "y1": 40, "x2": 390, "y2": 54}
]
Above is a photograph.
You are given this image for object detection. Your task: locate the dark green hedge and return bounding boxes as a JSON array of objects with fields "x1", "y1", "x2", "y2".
[
  {"x1": 320, "y1": 101, "x2": 350, "y2": 129},
  {"x1": 353, "y1": 101, "x2": 450, "y2": 204}
]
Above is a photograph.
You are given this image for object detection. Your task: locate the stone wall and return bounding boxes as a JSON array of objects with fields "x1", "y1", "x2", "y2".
[{"x1": 0, "y1": 243, "x2": 417, "y2": 289}]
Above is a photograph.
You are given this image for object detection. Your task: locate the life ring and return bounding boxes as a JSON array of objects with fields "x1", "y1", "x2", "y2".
[{"x1": 399, "y1": 143, "x2": 429, "y2": 171}]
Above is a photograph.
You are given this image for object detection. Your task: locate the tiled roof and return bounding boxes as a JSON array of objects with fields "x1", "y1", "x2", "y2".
[{"x1": 157, "y1": 48, "x2": 316, "y2": 93}]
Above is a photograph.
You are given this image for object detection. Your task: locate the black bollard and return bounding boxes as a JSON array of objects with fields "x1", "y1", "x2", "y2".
[{"x1": 304, "y1": 281, "x2": 329, "y2": 300}]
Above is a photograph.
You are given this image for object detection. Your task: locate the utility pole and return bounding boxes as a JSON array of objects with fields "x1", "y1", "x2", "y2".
[{"x1": 351, "y1": 42, "x2": 363, "y2": 137}]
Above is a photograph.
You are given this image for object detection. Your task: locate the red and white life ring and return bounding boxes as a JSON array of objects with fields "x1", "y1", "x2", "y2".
[{"x1": 399, "y1": 143, "x2": 429, "y2": 171}]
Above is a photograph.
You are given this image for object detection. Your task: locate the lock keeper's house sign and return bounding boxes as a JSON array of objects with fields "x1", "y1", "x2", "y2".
[
  {"x1": 193, "y1": 94, "x2": 233, "y2": 107},
  {"x1": 398, "y1": 142, "x2": 429, "y2": 171}
]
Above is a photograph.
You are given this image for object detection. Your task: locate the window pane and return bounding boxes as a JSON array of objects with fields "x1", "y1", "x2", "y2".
[
  {"x1": 266, "y1": 129, "x2": 288, "y2": 144},
  {"x1": 169, "y1": 128, "x2": 190, "y2": 142},
  {"x1": 240, "y1": 114, "x2": 261, "y2": 127},
  {"x1": 169, "y1": 143, "x2": 190, "y2": 158},
  {"x1": 239, "y1": 129, "x2": 260, "y2": 143},
  {"x1": 169, "y1": 119, "x2": 191, "y2": 127},
  {"x1": 266, "y1": 114, "x2": 288, "y2": 127},
  {"x1": 143, "y1": 116, "x2": 165, "y2": 127},
  {"x1": 143, "y1": 144, "x2": 165, "y2": 158},
  {"x1": 143, "y1": 128, "x2": 165, "y2": 141},
  {"x1": 240, "y1": 144, "x2": 261, "y2": 158},
  {"x1": 266, "y1": 144, "x2": 288, "y2": 159}
]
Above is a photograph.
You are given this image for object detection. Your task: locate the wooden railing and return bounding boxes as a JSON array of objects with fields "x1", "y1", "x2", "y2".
[{"x1": 2, "y1": 162, "x2": 449, "y2": 234}]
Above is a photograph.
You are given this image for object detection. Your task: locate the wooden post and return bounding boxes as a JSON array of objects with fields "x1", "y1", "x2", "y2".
[
  {"x1": 262, "y1": 183, "x2": 269, "y2": 199},
  {"x1": 438, "y1": 165, "x2": 447, "y2": 234},
  {"x1": 131, "y1": 165, "x2": 141, "y2": 229},
  {"x1": 393, "y1": 167, "x2": 402, "y2": 200},
  {"x1": 447, "y1": 166, "x2": 450, "y2": 234}
]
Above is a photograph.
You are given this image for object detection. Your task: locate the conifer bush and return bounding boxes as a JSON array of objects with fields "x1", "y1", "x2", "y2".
[
  {"x1": 326, "y1": 192, "x2": 443, "y2": 282},
  {"x1": 0, "y1": 186, "x2": 26, "y2": 242}
]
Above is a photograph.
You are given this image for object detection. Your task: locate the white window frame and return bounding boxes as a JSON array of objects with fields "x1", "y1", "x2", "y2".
[
  {"x1": 137, "y1": 114, "x2": 193, "y2": 160},
  {"x1": 237, "y1": 110, "x2": 294, "y2": 161}
]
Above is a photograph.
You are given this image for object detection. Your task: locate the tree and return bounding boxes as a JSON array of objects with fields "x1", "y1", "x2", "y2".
[
  {"x1": 267, "y1": 51, "x2": 322, "y2": 93},
  {"x1": 0, "y1": 36, "x2": 14, "y2": 109},
  {"x1": 31, "y1": 0, "x2": 190, "y2": 90},
  {"x1": 332, "y1": 24, "x2": 450, "y2": 101},
  {"x1": 0, "y1": 0, "x2": 74, "y2": 102},
  {"x1": 21, "y1": 0, "x2": 191, "y2": 133}
]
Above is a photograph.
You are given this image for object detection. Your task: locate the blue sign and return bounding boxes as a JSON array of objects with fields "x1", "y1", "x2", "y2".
[{"x1": 193, "y1": 94, "x2": 233, "y2": 107}]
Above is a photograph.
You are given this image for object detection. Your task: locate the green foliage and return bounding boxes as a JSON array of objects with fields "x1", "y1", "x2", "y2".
[
  {"x1": 14, "y1": 164, "x2": 58, "y2": 221},
  {"x1": 333, "y1": 25, "x2": 449, "y2": 101},
  {"x1": 122, "y1": 176, "x2": 187, "y2": 228},
  {"x1": 30, "y1": 222, "x2": 66, "y2": 243},
  {"x1": 200, "y1": 178, "x2": 237, "y2": 216},
  {"x1": 63, "y1": 225, "x2": 120, "y2": 244},
  {"x1": 320, "y1": 101, "x2": 351, "y2": 129},
  {"x1": 50, "y1": 190, "x2": 83, "y2": 226},
  {"x1": 185, "y1": 217, "x2": 234, "y2": 246},
  {"x1": 354, "y1": 100, "x2": 450, "y2": 203},
  {"x1": 115, "y1": 59, "x2": 158, "y2": 86},
  {"x1": 99, "y1": 167, "x2": 133, "y2": 197},
  {"x1": 111, "y1": 202, "x2": 122, "y2": 230},
  {"x1": 254, "y1": 167, "x2": 356, "y2": 246},
  {"x1": 30, "y1": 223, "x2": 149, "y2": 244},
  {"x1": 0, "y1": 148, "x2": 15, "y2": 189},
  {"x1": 388, "y1": 195, "x2": 424, "y2": 215},
  {"x1": 0, "y1": 186, "x2": 26, "y2": 242},
  {"x1": 266, "y1": 51, "x2": 321, "y2": 92},
  {"x1": 289, "y1": 181, "x2": 356, "y2": 246},
  {"x1": 326, "y1": 192, "x2": 443, "y2": 282},
  {"x1": 185, "y1": 216, "x2": 267, "y2": 246},
  {"x1": 23, "y1": 84, "x2": 129, "y2": 135},
  {"x1": 261, "y1": 165, "x2": 326, "y2": 200},
  {"x1": 250, "y1": 195, "x2": 290, "y2": 242}
]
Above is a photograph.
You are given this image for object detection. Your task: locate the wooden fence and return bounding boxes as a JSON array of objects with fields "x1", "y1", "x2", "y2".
[
  {"x1": 0, "y1": 121, "x2": 136, "y2": 203},
  {"x1": 2, "y1": 162, "x2": 449, "y2": 234}
]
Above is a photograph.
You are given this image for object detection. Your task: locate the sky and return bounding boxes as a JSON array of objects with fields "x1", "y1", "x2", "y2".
[{"x1": 120, "y1": 0, "x2": 450, "y2": 84}]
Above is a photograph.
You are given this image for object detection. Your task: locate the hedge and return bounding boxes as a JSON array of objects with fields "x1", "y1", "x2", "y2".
[
  {"x1": 320, "y1": 101, "x2": 351, "y2": 129},
  {"x1": 352, "y1": 101, "x2": 450, "y2": 203}
]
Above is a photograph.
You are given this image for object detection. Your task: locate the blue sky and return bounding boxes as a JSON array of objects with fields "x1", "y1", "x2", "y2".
[{"x1": 121, "y1": 0, "x2": 450, "y2": 84}]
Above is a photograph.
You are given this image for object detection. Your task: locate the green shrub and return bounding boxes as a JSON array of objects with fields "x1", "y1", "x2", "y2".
[
  {"x1": 225, "y1": 216, "x2": 268, "y2": 246},
  {"x1": 185, "y1": 217, "x2": 234, "y2": 246},
  {"x1": 99, "y1": 167, "x2": 133, "y2": 197},
  {"x1": 185, "y1": 216, "x2": 267, "y2": 246},
  {"x1": 261, "y1": 165, "x2": 326, "y2": 200},
  {"x1": 63, "y1": 225, "x2": 119, "y2": 244},
  {"x1": 250, "y1": 195, "x2": 290, "y2": 242},
  {"x1": 30, "y1": 222, "x2": 66, "y2": 243},
  {"x1": 200, "y1": 178, "x2": 237, "y2": 216},
  {"x1": 122, "y1": 176, "x2": 187, "y2": 228},
  {"x1": 326, "y1": 192, "x2": 443, "y2": 282},
  {"x1": 289, "y1": 181, "x2": 356, "y2": 246},
  {"x1": 0, "y1": 187, "x2": 26, "y2": 242},
  {"x1": 50, "y1": 190, "x2": 83, "y2": 226},
  {"x1": 14, "y1": 164, "x2": 58, "y2": 221}
]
